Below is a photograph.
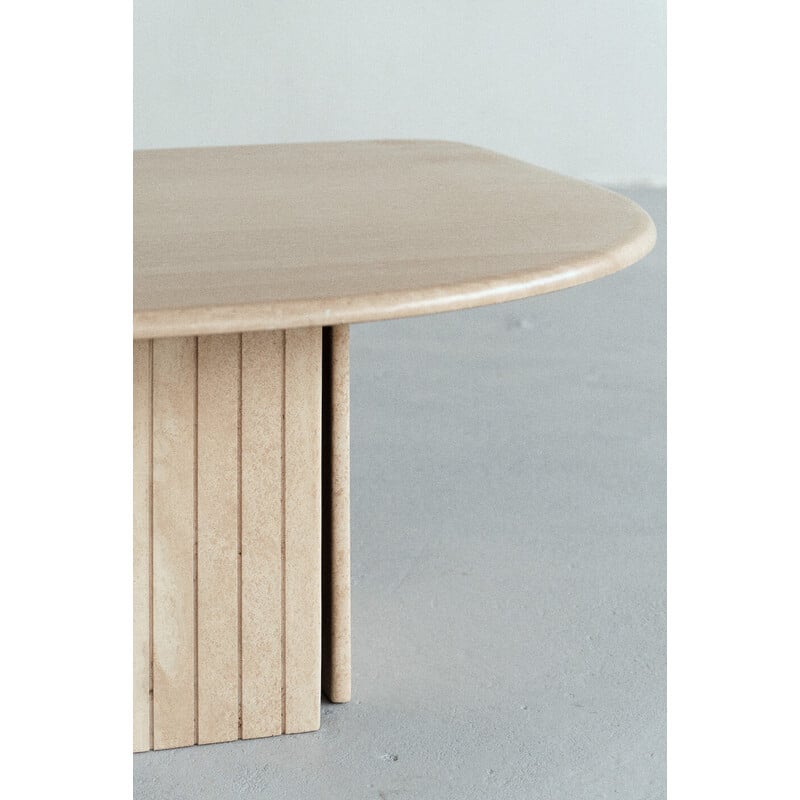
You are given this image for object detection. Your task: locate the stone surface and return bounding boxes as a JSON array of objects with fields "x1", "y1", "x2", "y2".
[{"x1": 133, "y1": 141, "x2": 655, "y2": 338}]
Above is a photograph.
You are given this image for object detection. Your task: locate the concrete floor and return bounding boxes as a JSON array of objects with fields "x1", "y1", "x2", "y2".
[{"x1": 134, "y1": 186, "x2": 666, "y2": 800}]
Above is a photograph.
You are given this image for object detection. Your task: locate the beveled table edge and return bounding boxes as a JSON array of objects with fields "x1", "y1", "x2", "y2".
[
  {"x1": 133, "y1": 142, "x2": 657, "y2": 340},
  {"x1": 134, "y1": 219, "x2": 655, "y2": 339}
]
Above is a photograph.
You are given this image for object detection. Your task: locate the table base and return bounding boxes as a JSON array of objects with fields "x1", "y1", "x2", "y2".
[{"x1": 133, "y1": 326, "x2": 351, "y2": 752}]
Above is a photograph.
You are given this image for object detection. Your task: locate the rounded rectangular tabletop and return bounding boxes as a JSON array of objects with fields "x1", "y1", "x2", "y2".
[{"x1": 134, "y1": 140, "x2": 655, "y2": 339}]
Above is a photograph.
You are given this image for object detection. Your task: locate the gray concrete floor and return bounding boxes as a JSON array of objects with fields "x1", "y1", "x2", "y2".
[{"x1": 134, "y1": 186, "x2": 666, "y2": 800}]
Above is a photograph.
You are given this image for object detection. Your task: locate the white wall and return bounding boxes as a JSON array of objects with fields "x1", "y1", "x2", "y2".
[{"x1": 134, "y1": 1, "x2": 665, "y2": 185}]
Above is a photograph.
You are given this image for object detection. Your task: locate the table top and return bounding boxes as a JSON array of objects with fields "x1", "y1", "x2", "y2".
[{"x1": 134, "y1": 141, "x2": 656, "y2": 339}]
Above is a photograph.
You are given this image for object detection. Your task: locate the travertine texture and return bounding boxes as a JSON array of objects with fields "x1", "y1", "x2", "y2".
[
  {"x1": 283, "y1": 328, "x2": 323, "y2": 734},
  {"x1": 240, "y1": 331, "x2": 284, "y2": 739},
  {"x1": 132, "y1": 341, "x2": 152, "y2": 753},
  {"x1": 322, "y1": 326, "x2": 352, "y2": 703},
  {"x1": 132, "y1": 142, "x2": 657, "y2": 760},
  {"x1": 197, "y1": 334, "x2": 240, "y2": 744},
  {"x1": 152, "y1": 337, "x2": 196, "y2": 750},
  {"x1": 133, "y1": 329, "x2": 326, "y2": 751},
  {"x1": 133, "y1": 141, "x2": 656, "y2": 339}
]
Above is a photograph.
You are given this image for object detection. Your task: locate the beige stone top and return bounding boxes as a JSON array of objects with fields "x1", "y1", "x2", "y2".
[{"x1": 134, "y1": 140, "x2": 656, "y2": 339}]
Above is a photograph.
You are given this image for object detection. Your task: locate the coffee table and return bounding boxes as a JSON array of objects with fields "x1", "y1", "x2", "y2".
[{"x1": 133, "y1": 140, "x2": 656, "y2": 752}]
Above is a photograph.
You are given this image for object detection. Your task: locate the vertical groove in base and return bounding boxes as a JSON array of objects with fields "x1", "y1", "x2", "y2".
[
  {"x1": 237, "y1": 334, "x2": 243, "y2": 740},
  {"x1": 193, "y1": 338, "x2": 199, "y2": 747},
  {"x1": 148, "y1": 340, "x2": 154, "y2": 752},
  {"x1": 281, "y1": 329, "x2": 287, "y2": 734}
]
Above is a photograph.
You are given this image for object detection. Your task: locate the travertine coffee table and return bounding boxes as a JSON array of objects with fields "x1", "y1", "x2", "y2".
[{"x1": 133, "y1": 140, "x2": 655, "y2": 752}]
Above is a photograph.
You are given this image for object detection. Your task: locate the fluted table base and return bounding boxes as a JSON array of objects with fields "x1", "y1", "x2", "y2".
[{"x1": 133, "y1": 326, "x2": 351, "y2": 752}]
